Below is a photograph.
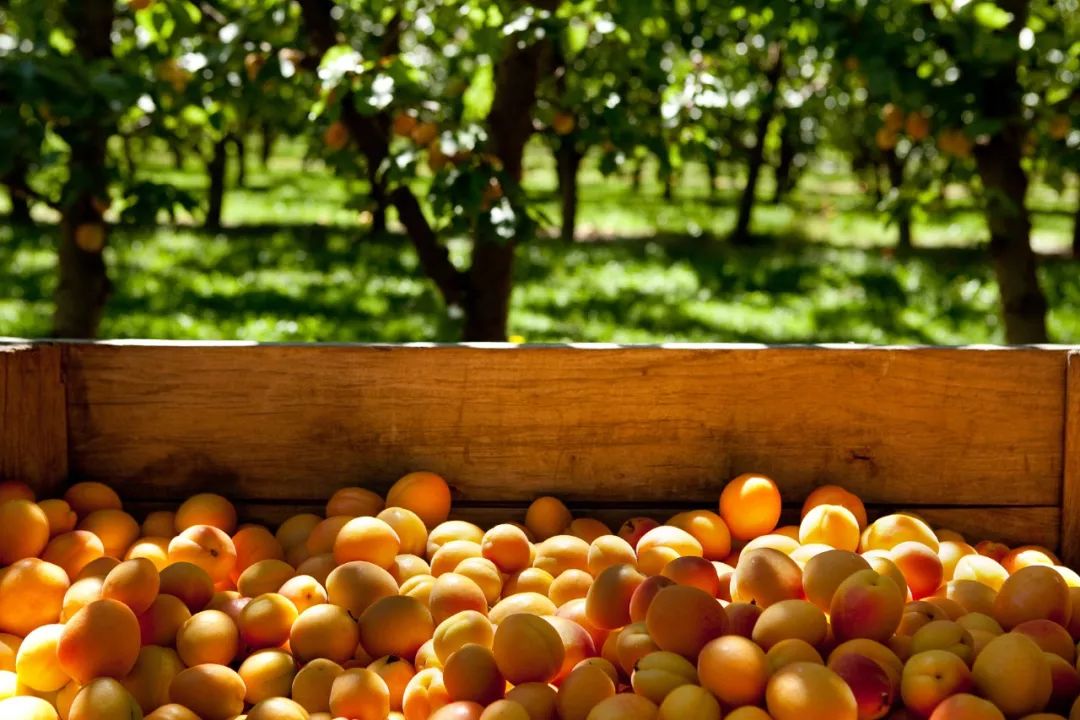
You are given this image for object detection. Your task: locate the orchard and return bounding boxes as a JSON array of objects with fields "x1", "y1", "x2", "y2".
[{"x1": 0, "y1": 471, "x2": 1079, "y2": 719}]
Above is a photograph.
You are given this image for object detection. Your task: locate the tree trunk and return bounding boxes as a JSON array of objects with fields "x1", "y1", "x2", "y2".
[
  {"x1": 885, "y1": 150, "x2": 912, "y2": 251},
  {"x1": 4, "y1": 161, "x2": 32, "y2": 224},
  {"x1": 773, "y1": 117, "x2": 796, "y2": 204},
  {"x1": 169, "y1": 138, "x2": 185, "y2": 171},
  {"x1": 232, "y1": 134, "x2": 246, "y2": 188},
  {"x1": 121, "y1": 134, "x2": 136, "y2": 179},
  {"x1": 205, "y1": 137, "x2": 228, "y2": 230},
  {"x1": 732, "y1": 47, "x2": 784, "y2": 246},
  {"x1": 1072, "y1": 189, "x2": 1080, "y2": 259},
  {"x1": 706, "y1": 157, "x2": 719, "y2": 198},
  {"x1": 54, "y1": 0, "x2": 114, "y2": 339},
  {"x1": 556, "y1": 137, "x2": 582, "y2": 243},
  {"x1": 662, "y1": 169, "x2": 674, "y2": 201},
  {"x1": 631, "y1": 159, "x2": 643, "y2": 194},
  {"x1": 260, "y1": 122, "x2": 275, "y2": 168},
  {"x1": 368, "y1": 164, "x2": 388, "y2": 237},
  {"x1": 972, "y1": 0, "x2": 1047, "y2": 344}
]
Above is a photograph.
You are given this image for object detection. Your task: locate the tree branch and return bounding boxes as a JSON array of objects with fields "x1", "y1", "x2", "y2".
[{"x1": 390, "y1": 187, "x2": 466, "y2": 308}]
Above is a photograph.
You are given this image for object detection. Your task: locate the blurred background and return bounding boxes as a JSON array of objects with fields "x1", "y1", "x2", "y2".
[{"x1": 0, "y1": 0, "x2": 1078, "y2": 344}]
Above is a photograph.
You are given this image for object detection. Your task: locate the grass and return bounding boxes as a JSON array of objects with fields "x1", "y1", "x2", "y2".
[{"x1": 1, "y1": 138, "x2": 1078, "y2": 343}]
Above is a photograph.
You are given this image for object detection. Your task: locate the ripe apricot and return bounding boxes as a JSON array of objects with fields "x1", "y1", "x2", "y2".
[
  {"x1": 503, "y1": 568, "x2": 554, "y2": 598},
  {"x1": 290, "y1": 604, "x2": 360, "y2": 664},
  {"x1": 829, "y1": 651, "x2": 894, "y2": 720},
  {"x1": 37, "y1": 499, "x2": 77, "y2": 537},
  {"x1": 369, "y1": 654, "x2": 416, "y2": 711},
  {"x1": 403, "y1": 667, "x2": 450, "y2": 720},
  {"x1": 442, "y1": 644, "x2": 504, "y2": 705},
  {"x1": 360, "y1": 595, "x2": 434, "y2": 661},
  {"x1": 720, "y1": 473, "x2": 782, "y2": 541},
  {"x1": 544, "y1": 615, "x2": 596, "y2": 682},
  {"x1": 296, "y1": 552, "x2": 337, "y2": 584},
  {"x1": 231, "y1": 525, "x2": 285, "y2": 578},
  {"x1": 927, "y1": 694, "x2": 1005, "y2": 720},
  {"x1": 901, "y1": 650, "x2": 974, "y2": 717},
  {"x1": 631, "y1": 650, "x2": 697, "y2": 704},
  {"x1": 534, "y1": 535, "x2": 590, "y2": 577},
  {"x1": 379, "y1": 507, "x2": 429, "y2": 557},
  {"x1": 121, "y1": 645, "x2": 183, "y2": 713},
  {"x1": 167, "y1": 525, "x2": 237, "y2": 583},
  {"x1": 42, "y1": 531, "x2": 105, "y2": 579},
  {"x1": 247, "y1": 697, "x2": 309, "y2": 720},
  {"x1": 557, "y1": 663, "x2": 615, "y2": 720},
  {"x1": 58, "y1": 599, "x2": 140, "y2": 684},
  {"x1": 334, "y1": 516, "x2": 401, "y2": 568},
  {"x1": 557, "y1": 598, "x2": 609, "y2": 651},
  {"x1": 732, "y1": 548, "x2": 803, "y2": 607},
  {"x1": 276, "y1": 513, "x2": 322, "y2": 551},
  {"x1": 802, "y1": 485, "x2": 868, "y2": 529},
  {"x1": 433, "y1": 610, "x2": 494, "y2": 664},
  {"x1": 238, "y1": 648, "x2": 297, "y2": 704},
  {"x1": 586, "y1": 564, "x2": 646, "y2": 629},
  {"x1": 142, "y1": 511, "x2": 176, "y2": 538},
  {"x1": 565, "y1": 518, "x2": 610, "y2": 544},
  {"x1": 0, "y1": 558, "x2": 69, "y2": 635},
  {"x1": 938, "y1": 541, "x2": 978, "y2": 581},
  {"x1": 493, "y1": 613, "x2": 564, "y2": 685},
  {"x1": 176, "y1": 609, "x2": 239, "y2": 666},
  {"x1": 330, "y1": 667, "x2": 390, "y2": 720},
  {"x1": 744, "y1": 533, "x2": 801, "y2": 555},
  {"x1": 144, "y1": 704, "x2": 200, "y2": 720},
  {"x1": 175, "y1": 493, "x2": 237, "y2": 534},
  {"x1": 800, "y1": 504, "x2": 861, "y2": 551},
  {"x1": 237, "y1": 558, "x2": 295, "y2": 598},
  {"x1": 326, "y1": 486, "x2": 384, "y2": 518},
  {"x1": 753, "y1": 599, "x2": 828, "y2": 650},
  {"x1": 158, "y1": 561, "x2": 214, "y2": 612},
  {"x1": 586, "y1": 693, "x2": 657, "y2": 720},
  {"x1": 910, "y1": 620, "x2": 975, "y2": 664},
  {"x1": 587, "y1": 535, "x2": 637, "y2": 576},
  {"x1": 1014, "y1": 619, "x2": 1076, "y2": 662},
  {"x1": 64, "y1": 482, "x2": 121, "y2": 516},
  {"x1": 68, "y1": 677, "x2": 142, "y2": 720},
  {"x1": 994, "y1": 566, "x2": 1071, "y2": 630},
  {"x1": 0, "y1": 481, "x2": 34, "y2": 503},
  {"x1": 619, "y1": 517, "x2": 660, "y2": 547},
  {"x1": 830, "y1": 570, "x2": 905, "y2": 643},
  {"x1": 78, "y1": 509, "x2": 140, "y2": 559},
  {"x1": 726, "y1": 601, "x2": 765, "y2": 638},
  {"x1": 455, "y1": 557, "x2": 503, "y2": 604},
  {"x1": 767, "y1": 662, "x2": 858, "y2": 720},
  {"x1": 667, "y1": 510, "x2": 732, "y2": 561},
  {"x1": 0, "y1": 634, "x2": 20, "y2": 672},
  {"x1": 169, "y1": 664, "x2": 246, "y2": 720},
  {"x1": 15, "y1": 624, "x2": 68, "y2": 692},
  {"x1": 430, "y1": 541, "x2": 482, "y2": 577},
  {"x1": 306, "y1": 516, "x2": 353, "y2": 556},
  {"x1": 482, "y1": 524, "x2": 532, "y2": 573},
  {"x1": 863, "y1": 514, "x2": 939, "y2": 553},
  {"x1": 891, "y1": 541, "x2": 945, "y2": 600},
  {"x1": 325, "y1": 560, "x2": 399, "y2": 619},
  {"x1": 429, "y1": 572, "x2": 488, "y2": 624},
  {"x1": 292, "y1": 657, "x2": 343, "y2": 713},
  {"x1": 102, "y1": 557, "x2": 160, "y2": 614},
  {"x1": 661, "y1": 555, "x2": 721, "y2": 596},
  {"x1": 549, "y1": 569, "x2": 593, "y2": 606},
  {"x1": 972, "y1": 633, "x2": 1052, "y2": 717},
  {"x1": 526, "y1": 497, "x2": 572, "y2": 541},
  {"x1": 481, "y1": 699, "x2": 531, "y2": 720},
  {"x1": 657, "y1": 684, "x2": 720, "y2": 720},
  {"x1": 76, "y1": 555, "x2": 119, "y2": 580},
  {"x1": 767, "y1": 638, "x2": 824, "y2": 672},
  {"x1": 898, "y1": 600, "x2": 949, "y2": 636},
  {"x1": 427, "y1": 521, "x2": 485, "y2": 558},
  {"x1": 61, "y1": 575, "x2": 103, "y2": 622},
  {"x1": 803, "y1": 550, "x2": 871, "y2": 611},
  {"x1": 0, "y1": 695, "x2": 59, "y2": 719},
  {"x1": 636, "y1": 526, "x2": 703, "y2": 576},
  {"x1": 698, "y1": 635, "x2": 769, "y2": 707},
  {"x1": 387, "y1": 472, "x2": 452, "y2": 529},
  {"x1": 0, "y1": 500, "x2": 50, "y2": 564},
  {"x1": 126, "y1": 536, "x2": 171, "y2": 569},
  {"x1": 646, "y1": 584, "x2": 727, "y2": 658},
  {"x1": 239, "y1": 593, "x2": 298, "y2": 649}
]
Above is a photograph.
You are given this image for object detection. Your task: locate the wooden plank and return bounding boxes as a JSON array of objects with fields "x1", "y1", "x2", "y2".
[
  {"x1": 1061, "y1": 352, "x2": 1080, "y2": 566},
  {"x1": 120, "y1": 500, "x2": 1060, "y2": 550},
  {"x1": 0, "y1": 344, "x2": 68, "y2": 497},
  {"x1": 64, "y1": 345, "x2": 1065, "y2": 506}
]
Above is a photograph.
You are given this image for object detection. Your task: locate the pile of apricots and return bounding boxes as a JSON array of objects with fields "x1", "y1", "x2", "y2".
[{"x1": 0, "y1": 471, "x2": 1078, "y2": 720}]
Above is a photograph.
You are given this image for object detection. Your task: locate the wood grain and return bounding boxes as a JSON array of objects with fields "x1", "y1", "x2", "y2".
[
  {"x1": 64, "y1": 344, "x2": 1065, "y2": 506},
  {"x1": 1, "y1": 344, "x2": 68, "y2": 496},
  {"x1": 1061, "y1": 351, "x2": 1080, "y2": 566}
]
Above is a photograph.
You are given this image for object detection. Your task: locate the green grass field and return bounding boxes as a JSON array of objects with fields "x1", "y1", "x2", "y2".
[{"x1": 2, "y1": 139, "x2": 1078, "y2": 343}]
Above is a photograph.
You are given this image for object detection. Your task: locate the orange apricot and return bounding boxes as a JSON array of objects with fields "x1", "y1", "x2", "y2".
[
  {"x1": 430, "y1": 541, "x2": 482, "y2": 577},
  {"x1": 369, "y1": 654, "x2": 416, "y2": 711},
  {"x1": 891, "y1": 541, "x2": 945, "y2": 600},
  {"x1": 767, "y1": 638, "x2": 825, "y2": 672},
  {"x1": 64, "y1": 482, "x2": 122, "y2": 516},
  {"x1": 731, "y1": 548, "x2": 804, "y2": 607},
  {"x1": 557, "y1": 663, "x2": 615, "y2": 720},
  {"x1": 800, "y1": 504, "x2": 861, "y2": 551},
  {"x1": 587, "y1": 535, "x2": 637, "y2": 577},
  {"x1": 586, "y1": 564, "x2": 646, "y2": 630},
  {"x1": 645, "y1": 584, "x2": 728, "y2": 659},
  {"x1": 238, "y1": 648, "x2": 297, "y2": 704},
  {"x1": 698, "y1": 635, "x2": 770, "y2": 707},
  {"x1": 429, "y1": 572, "x2": 488, "y2": 625},
  {"x1": 0, "y1": 499, "x2": 50, "y2": 563},
  {"x1": 276, "y1": 513, "x2": 322, "y2": 551},
  {"x1": 830, "y1": 570, "x2": 905, "y2": 643},
  {"x1": 636, "y1": 526, "x2": 703, "y2": 577},
  {"x1": 125, "y1": 536, "x2": 171, "y2": 569},
  {"x1": 630, "y1": 650, "x2": 697, "y2": 705},
  {"x1": 176, "y1": 609, "x2": 239, "y2": 666},
  {"x1": 803, "y1": 549, "x2": 871, "y2": 611},
  {"x1": 237, "y1": 558, "x2": 295, "y2": 598},
  {"x1": 69, "y1": 676, "x2": 143, "y2": 720},
  {"x1": 231, "y1": 525, "x2": 285, "y2": 578},
  {"x1": 667, "y1": 510, "x2": 732, "y2": 561},
  {"x1": 387, "y1": 472, "x2": 452, "y2": 529},
  {"x1": 753, "y1": 599, "x2": 828, "y2": 650},
  {"x1": 57, "y1": 599, "x2": 141, "y2": 684},
  {"x1": 168, "y1": 664, "x2": 246, "y2": 720},
  {"x1": 994, "y1": 566, "x2": 1071, "y2": 630},
  {"x1": 927, "y1": 693, "x2": 1004, "y2": 720},
  {"x1": 334, "y1": 516, "x2": 400, "y2": 568},
  {"x1": 482, "y1": 524, "x2": 532, "y2": 574},
  {"x1": 158, "y1": 561, "x2": 214, "y2": 612},
  {"x1": 325, "y1": 560, "x2": 399, "y2": 619},
  {"x1": 37, "y1": 499, "x2": 77, "y2": 537},
  {"x1": 15, "y1": 624, "x2": 68, "y2": 692},
  {"x1": 533, "y1": 535, "x2": 590, "y2": 577},
  {"x1": 493, "y1": 613, "x2": 564, "y2": 685},
  {"x1": 586, "y1": 694, "x2": 658, "y2": 720},
  {"x1": 175, "y1": 493, "x2": 237, "y2": 534},
  {"x1": 525, "y1": 497, "x2": 572, "y2": 541},
  {"x1": 142, "y1": 511, "x2": 176, "y2": 538},
  {"x1": 359, "y1": 595, "x2": 434, "y2": 661},
  {"x1": 167, "y1": 525, "x2": 237, "y2": 583},
  {"x1": 863, "y1": 514, "x2": 939, "y2": 553},
  {"x1": 433, "y1": 611, "x2": 494, "y2": 664},
  {"x1": 829, "y1": 651, "x2": 894, "y2": 720},
  {"x1": 102, "y1": 557, "x2": 160, "y2": 614},
  {"x1": 443, "y1": 644, "x2": 504, "y2": 705},
  {"x1": 974, "y1": 633, "x2": 1053, "y2": 717},
  {"x1": 121, "y1": 645, "x2": 184, "y2": 714},
  {"x1": 292, "y1": 657, "x2": 343, "y2": 713},
  {"x1": 290, "y1": 603, "x2": 360, "y2": 664},
  {"x1": 247, "y1": 697, "x2": 309, "y2": 720},
  {"x1": 41, "y1": 531, "x2": 104, "y2": 579},
  {"x1": 719, "y1": 473, "x2": 782, "y2": 541},
  {"x1": 0, "y1": 558, "x2": 69, "y2": 635},
  {"x1": 767, "y1": 661, "x2": 858, "y2": 720},
  {"x1": 503, "y1": 568, "x2": 555, "y2": 598},
  {"x1": 378, "y1": 507, "x2": 429, "y2": 557},
  {"x1": 658, "y1": 684, "x2": 721, "y2": 720},
  {"x1": 802, "y1": 485, "x2": 868, "y2": 529},
  {"x1": 549, "y1": 569, "x2": 593, "y2": 606},
  {"x1": 239, "y1": 592, "x2": 298, "y2": 649},
  {"x1": 566, "y1": 518, "x2": 611, "y2": 544},
  {"x1": 330, "y1": 667, "x2": 390, "y2": 720},
  {"x1": 427, "y1": 521, "x2": 485, "y2": 558},
  {"x1": 326, "y1": 486, "x2": 384, "y2": 518}
]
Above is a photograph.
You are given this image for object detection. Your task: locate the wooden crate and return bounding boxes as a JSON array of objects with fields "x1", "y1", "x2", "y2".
[{"x1": 4, "y1": 341, "x2": 1080, "y2": 564}]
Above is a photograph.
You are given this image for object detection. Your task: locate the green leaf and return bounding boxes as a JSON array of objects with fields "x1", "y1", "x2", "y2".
[
  {"x1": 48, "y1": 29, "x2": 74, "y2": 55},
  {"x1": 462, "y1": 59, "x2": 494, "y2": 123},
  {"x1": 972, "y1": 3, "x2": 1013, "y2": 30}
]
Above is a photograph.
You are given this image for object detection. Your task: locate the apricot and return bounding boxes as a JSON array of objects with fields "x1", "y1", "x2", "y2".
[
  {"x1": 863, "y1": 515, "x2": 939, "y2": 553},
  {"x1": 1002, "y1": 546, "x2": 1058, "y2": 574},
  {"x1": 830, "y1": 570, "x2": 904, "y2": 643},
  {"x1": 1013, "y1": 620, "x2": 1076, "y2": 663},
  {"x1": 167, "y1": 525, "x2": 237, "y2": 583},
  {"x1": 660, "y1": 555, "x2": 721, "y2": 596},
  {"x1": 276, "y1": 513, "x2": 322, "y2": 551},
  {"x1": 430, "y1": 701, "x2": 486, "y2": 720},
  {"x1": 57, "y1": 599, "x2": 140, "y2": 683},
  {"x1": 586, "y1": 564, "x2": 646, "y2": 629},
  {"x1": 176, "y1": 609, "x2": 238, "y2": 666},
  {"x1": 0, "y1": 480, "x2": 34, "y2": 503},
  {"x1": 247, "y1": 697, "x2": 309, "y2": 720},
  {"x1": 533, "y1": 535, "x2": 589, "y2": 578},
  {"x1": 972, "y1": 633, "x2": 1052, "y2": 717},
  {"x1": 503, "y1": 568, "x2": 554, "y2": 598},
  {"x1": 547, "y1": 568, "x2": 591, "y2": 606},
  {"x1": 619, "y1": 518, "x2": 661, "y2": 547},
  {"x1": 493, "y1": 613, "x2": 564, "y2": 685},
  {"x1": 557, "y1": 598, "x2": 609, "y2": 651},
  {"x1": 726, "y1": 601, "x2": 765, "y2": 638},
  {"x1": 898, "y1": 600, "x2": 949, "y2": 636},
  {"x1": 401, "y1": 574, "x2": 437, "y2": 606},
  {"x1": 442, "y1": 644, "x2": 503, "y2": 705},
  {"x1": 698, "y1": 635, "x2": 769, "y2": 707},
  {"x1": 525, "y1": 497, "x2": 572, "y2": 541},
  {"x1": 325, "y1": 561, "x2": 399, "y2": 619},
  {"x1": 431, "y1": 541, "x2": 484, "y2": 577},
  {"x1": 125, "y1": 537, "x2": 171, "y2": 569},
  {"x1": 231, "y1": 525, "x2": 285, "y2": 577},
  {"x1": 306, "y1": 516, "x2": 353, "y2": 556},
  {"x1": 664, "y1": 510, "x2": 730, "y2": 561},
  {"x1": 427, "y1": 521, "x2": 485, "y2": 558},
  {"x1": 614, "y1": 621, "x2": 660, "y2": 676},
  {"x1": 890, "y1": 541, "x2": 944, "y2": 600},
  {"x1": 292, "y1": 658, "x2": 343, "y2": 713},
  {"x1": 360, "y1": 595, "x2": 434, "y2": 661},
  {"x1": 430, "y1": 573, "x2": 489, "y2": 625},
  {"x1": 78, "y1": 509, "x2": 140, "y2": 559},
  {"x1": 142, "y1": 511, "x2": 176, "y2": 538},
  {"x1": 646, "y1": 584, "x2": 727, "y2": 658},
  {"x1": 175, "y1": 493, "x2": 237, "y2": 534},
  {"x1": 369, "y1": 655, "x2": 416, "y2": 711},
  {"x1": 101, "y1": 557, "x2": 159, "y2": 615},
  {"x1": 803, "y1": 485, "x2": 868, "y2": 529},
  {"x1": 938, "y1": 541, "x2": 978, "y2": 581},
  {"x1": 586, "y1": 693, "x2": 658, "y2": 720},
  {"x1": 800, "y1": 504, "x2": 861, "y2": 551},
  {"x1": 326, "y1": 486, "x2": 384, "y2": 518},
  {"x1": 732, "y1": 548, "x2": 803, "y2": 607},
  {"x1": 0, "y1": 558, "x2": 69, "y2": 635},
  {"x1": 387, "y1": 472, "x2": 452, "y2": 529},
  {"x1": 862, "y1": 552, "x2": 910, "y2": 601},
  {"x1": 61, "y1": 576, "x2": 103, "y2": 622},
  {"x1": 1046, "y1": 652, "x2": 1080, "y2": 711},
  {"x1": 77, "y1": 555, "x2": 119, "y2": 580},
  {"x1": 544, "y1": 615, "x2": 596, "y2": 682},
  {"x1": 557, "y1": 664, "x2": 615, "y2": 720},
  {"x1": 482, "y1": 525, "x2": 532, "y2": 574},
  {"x1": 238, "y1": 648, "x2": 297, "y2": 703},
  {"x1": 804, "y1": 550, "x2": 871, "y2": 611},
  {"x1": 15, "y1": 624, "x2": 68, "y2": 692},
  {"x1": 927, "y1": 694, "x2": 1005, "y2": 720},
  {"x1": 378, "y1": 507, "x2": 429, "y2": 557},
  {"x1": 939, "y1": 579, "x2": 997, "y2": 617},
  {"x1": 830, "y1": 651, "x2": 894, "y2": 720},
  {"x1": 0, "y1": 500, "x2": 50, "y2": 564},
  {"x1": 37, "y1": 500, "x2": 77, "y2": 537},
  {"x1": 953, "y1": 555, "x2": 1009, "y2": 592},
  {"x1": 767, "y1": 662, "x2": 858, "y2": 720},
  {"x1": 237, "y1": 558, "x2": 295, "y2": 598},
  {"x1": 0, "y1": 695, "x2": 59, "y2": 719},
  {"x1": 239, "y1": 592, "x2": 298, "y2": 649},
  {"x1": 720, "y1": 473, "x2": 782, "y2": 541},
  {"x1": 68, "y1": 677, "x2": 142, "y2": 720},
  {"x1": 121, "y1": 645, "x2": 183, "y2": 713},
  {"x1": 403, "y1": 667, "x2": 450, "y2": 720},
  {"x1": 331, "y1": 667, "x2": 390, "y2": 720},
  {"x1": 40, "y1": 531, "x2": 102, "y2": 580},
  {"x1": 587, "y1": 536, "x2": 637, "y2": 577},
  {"x1": 392, "y1": 554, "x2": 433, "y2": 585},
  {"x1": 296, "y1": 553, "x2": 337, "y2": 584},
  {"x1": 631, "y1": 650, "x2": 697, "y2": 704},
  {"x1": 657, "y1": 684, "x2": 720, "y2": 720},
  {"x1": 169, "y1": 664, "x2": 246, "y2": 720},
  {"x1": 629, "y1": 575, "x2": 675, "y2": 623},
  {"x1": 994, "y1": 566, "x2": 1071, "y2": 630},
  {"x1": 64, "y1": 482, "x2": 122, "y2": 516},
  {"x1": 481, "y1": 699, "x2": 531, "y2": 720},
  {"x1": 566, "y1": 518, "x2": 611, "y2": 544},
  {"x1": 636, "y1": 526, "x2": 703, "y2": 576},
  {"x1": 911, "y1": 621, "x2": 975, "y2": 664},
  {"x1": 767, "y1": 638, "x2": 824, "y2": 672},
  {"x1": 0, "y1": 634, "x2": 20, "y2": 672},
  {"x1": 334, "y1": 516, "x2": 400, "y2": 568},
  {"x1": 290, "y1": 603, "x2": 359, "y2": 663},
  {"x1": 744, "y1": 533, "x2": 802, "y2": 555},
  {"x1": 753, "y1": 599, "x2": 828, "y2": 650}
]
